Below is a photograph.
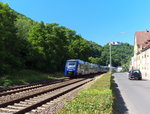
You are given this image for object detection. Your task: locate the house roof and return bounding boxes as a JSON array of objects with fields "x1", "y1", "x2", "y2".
[{"x1": 135, "y1": 31, "x2": 150, "y2": 48}]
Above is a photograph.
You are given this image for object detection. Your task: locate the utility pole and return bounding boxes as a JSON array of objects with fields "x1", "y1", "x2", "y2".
[
  {"x1": 109, "y1": 41, "x2": 121, "y2": 73},
  {"x1": 109, "y1": 43, "x2": 112, "y2": 73}
]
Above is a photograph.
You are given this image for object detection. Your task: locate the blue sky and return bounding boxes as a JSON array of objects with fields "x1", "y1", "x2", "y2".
[{"x1": 1, "y1": 0, "x2": 150, "y2": 46}]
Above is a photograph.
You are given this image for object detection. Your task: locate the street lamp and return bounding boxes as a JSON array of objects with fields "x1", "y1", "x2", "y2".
[{"x1": 109, "y1": 42, "x2": 121, "y2": 73}]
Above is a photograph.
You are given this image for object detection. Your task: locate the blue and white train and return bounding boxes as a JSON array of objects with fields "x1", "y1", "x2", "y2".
[{"x1": 64, "y1": 59, "x2": 110, "y2": 77}]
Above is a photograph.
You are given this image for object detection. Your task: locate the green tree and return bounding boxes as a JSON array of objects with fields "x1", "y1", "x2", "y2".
[
  {"x1": 0, "y1": 2, "x2": 21, "y2": 74},
  {"x1": 68, "y1": 38, "x2": 93, "y2": 61},
  {"x1": 100, "y1": 43, "x2": 133, "y2": 68}
]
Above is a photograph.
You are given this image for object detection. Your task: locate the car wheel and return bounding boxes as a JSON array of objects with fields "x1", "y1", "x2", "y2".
[{"x1": 138, "y1": 77, "x2": 142, "y2": 80}]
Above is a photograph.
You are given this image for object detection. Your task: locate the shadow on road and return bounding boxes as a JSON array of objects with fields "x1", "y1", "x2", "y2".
[
  {"x1": 111, "y1": 76, "x2": 129, "y2": 114},
  {"x1": 131, "y1": 79, "x2": 148, "y2": 81}
]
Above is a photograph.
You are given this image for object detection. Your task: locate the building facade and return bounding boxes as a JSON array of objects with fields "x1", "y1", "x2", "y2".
[{"x1": 132, "y1": 31, "x2": 150, "y2": 79}]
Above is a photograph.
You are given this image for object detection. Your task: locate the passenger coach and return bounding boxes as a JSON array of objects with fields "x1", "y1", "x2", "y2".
[{"x1": 64, "y1": 59, "x2": 106, "y2": 77}]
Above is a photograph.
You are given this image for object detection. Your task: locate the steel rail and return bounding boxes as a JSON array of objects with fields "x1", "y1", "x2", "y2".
[{"x1": 0, "y1": 78, "x2": 84, "y2": 108}]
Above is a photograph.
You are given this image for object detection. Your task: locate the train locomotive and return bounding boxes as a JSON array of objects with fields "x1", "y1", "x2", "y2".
[{"x1": 64, "y1": 59, "x2": 110, "y2": 77}]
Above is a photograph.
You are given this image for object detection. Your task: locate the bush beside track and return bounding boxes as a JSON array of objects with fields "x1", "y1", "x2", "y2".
[
  {"x1": 0, "y1": 70, "x2": 65, "y2": 87},
  {"x1": 58, "y1": 73, "x2": 119, "y2": 114}
]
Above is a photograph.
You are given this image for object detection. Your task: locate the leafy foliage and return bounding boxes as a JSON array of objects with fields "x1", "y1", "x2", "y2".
[
  {"x1": 0, "y1": 2, "x2": 20, "y2": 74},
  {"x1": 100, "y1": 43, "x2": 133, "y2": 70},
  {"x1": 0, "y1": 70, "x2": 65, "y2": 86}
]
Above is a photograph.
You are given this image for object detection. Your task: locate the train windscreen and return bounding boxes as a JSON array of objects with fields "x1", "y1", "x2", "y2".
[{"x1": 67, "y1": 61, "x2": 76, "y2": 68}]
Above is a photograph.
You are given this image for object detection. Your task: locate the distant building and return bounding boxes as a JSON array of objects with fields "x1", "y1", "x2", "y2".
[
  {"x1": 129, "y1": 56, "x2": 134, "y2": 70},
  {"x1": 133, "y1": 30, "x2": 150, "y2": 79},
  {"x1": 117, "y1": 66, "x2": 125, "y2": 72}
]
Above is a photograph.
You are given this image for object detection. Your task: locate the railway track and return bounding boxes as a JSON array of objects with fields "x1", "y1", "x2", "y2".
[
  {"x1": 0, "y1": 77, "x2": 93, "y2": 114},
  {"x1": 0, "y1": 77, "x2": 69, "y2": 97}
]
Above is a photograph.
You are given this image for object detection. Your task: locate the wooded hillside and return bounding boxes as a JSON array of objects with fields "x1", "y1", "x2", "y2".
[{"x1": 0, "y1": 2, "x2": 133, "y2": 75}]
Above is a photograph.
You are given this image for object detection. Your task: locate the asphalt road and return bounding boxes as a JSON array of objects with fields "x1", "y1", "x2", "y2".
[{"x1": 113, "y1": 72, "x2": 150, "y2": 114}]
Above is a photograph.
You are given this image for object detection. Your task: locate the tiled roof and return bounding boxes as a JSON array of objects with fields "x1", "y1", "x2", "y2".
[{"x1": 135, "y1": 31, "x2": 150, "y2": 48}]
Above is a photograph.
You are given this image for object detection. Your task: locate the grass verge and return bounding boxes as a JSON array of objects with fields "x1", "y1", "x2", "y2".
[
  {"x1": 0, "y1": 69, "x2": 65, "y2": 87},
  {"x1": 58, "y1": 73, "x2": 118, "y2": 114}
]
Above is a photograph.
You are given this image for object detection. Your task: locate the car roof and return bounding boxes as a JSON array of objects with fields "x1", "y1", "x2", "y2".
[{"x1": 131, "y1": 69, "x2": 140, "y2": 71}]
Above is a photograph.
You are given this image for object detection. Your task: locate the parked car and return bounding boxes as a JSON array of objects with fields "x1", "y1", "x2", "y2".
[{"x1": 128, "y1": 69, "x2": 142, "y2": 80}]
